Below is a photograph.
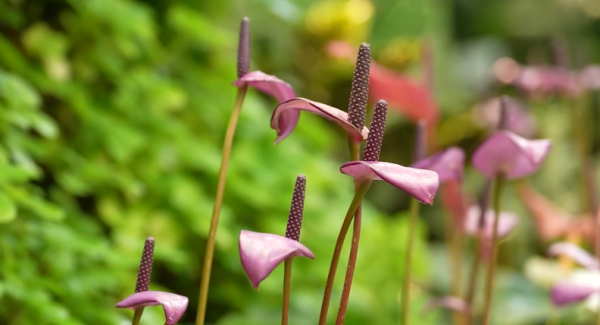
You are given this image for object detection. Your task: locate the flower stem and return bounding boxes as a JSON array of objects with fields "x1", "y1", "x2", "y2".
[
  {"x1": 318, "y1": 180, "x2": 372, "y2": 325},
  {"x1": 132, "y1": 307, "x2": 144, "y2": 325},
  {"x1": 282, "y1": 258, "x2": 293, "y2": 325},
  {"x1": 464, "y1": 237, "x2": 481, "y2": 325},
  {"x1": 401, "y1": 198, "x2": 420, "y2": 325},
  {"x1": 196, "y1": 86, "x2": 248, "y2": 325},
  {"x1": 480, "y1": 176, "x2": 505, "y2": 325},
  {"x1": 335, "y1": 204, "x2": 363, "y2": 325},
  {"x1": 450, "y1": 225, "x2": 465, "y2": 325}
]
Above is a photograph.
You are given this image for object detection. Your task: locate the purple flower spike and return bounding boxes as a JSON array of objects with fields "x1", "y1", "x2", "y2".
[
  {"x1": 237, "y1": 17, "x2": 250, "y2": 78},
  {"x1": 239, "y1": 230, "x2": 314, "y2": 289},
  {"x1": 340, "y1": 161, "x2": 439, "y2": 204},
  {"x1": 424, "y1": 296, "x2": 470, "y2": 314},
  {"x1": 464, "y1": 206, "x2": 518, "y2": 239},
  {"x1": 472, "y1": 131, "x2": 551, "y2": 179},
  {"x1": 551, "y1": 282, "x2": 599, "y2": 307},
  {"x1": 117, "y1": 291, "x2": 189, "y2": 325},
  {"x1": 135, "y1": 237, "x2": 155, "y2": 293},
  {"x1": 548, "y1": 242, "x2": 600, "y2": 270},
  {"x1": 271, "y1": 98, "x2": 369, "y2": 144},
  {"x1": 285, "y1": 175, "x2": 306, "y2": 241},
  {"x1": 412, "y1": 147, "x2": 465, "y2": 183},
  {"x1": 233, "y1": 71, "x2": 296, "y2": 104}
]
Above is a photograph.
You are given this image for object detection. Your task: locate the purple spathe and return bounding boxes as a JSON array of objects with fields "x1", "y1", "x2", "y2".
[{"x1": 116, "y1": 291, "x2": 188, "y2": 325}]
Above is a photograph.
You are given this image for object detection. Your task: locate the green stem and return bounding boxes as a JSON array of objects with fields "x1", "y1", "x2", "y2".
[
  {"x1": 464, "y1": 238, "x2": 481, "y2": 325},
  {"x1": 282, "y1": 258, "x2": 293, "y2": 325},
  {"x1": 401, "y1": 198, "x2": 421, "y2": 325},
  {"x1": 318, "y1": 180, "x2": 372, "y2": 325},
  {"x1": 196, "y1": 86, "x2": 248, "y2": 325},
  {"x1": 132, "y1": 306, "x2": 144, "y2": 325},
  {"x1": 480, "y1": 176, "x2": 505, "y2": 325},
  {"x1": 451, "y1": 226, "x2": 465, "y2": 325}
]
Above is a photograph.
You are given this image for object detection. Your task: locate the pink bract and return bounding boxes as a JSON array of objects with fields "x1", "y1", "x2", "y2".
[
  {"x1": 116, "y1": 291, "x2": 188, "y2": 325},
  {"x1": 339, "y1": 161, "x2": 439, "y2": 204},
  {"x1": 548, "y1": 242, "x2": 600, "y2": 270},
  {"x1": 472, "y1": 131, "x2": 551, "y2": 179},
  {"x1": 463, "y1": 205, "x2": 518, "y2": 239},
  {"x1": 551, "y1": 282, "x2": 599, "y2": 307},
  {"x1": 239, "y1": 230, "x2": 314, "y2": 289},
  {"x1": 271, "y1": 97, "x2": 369, "y2": 144},
  {"x1": 233, "y1": 71, "x2": 296, "y2": 103},
  {"x1": 412, "y1": 147, "x2": 465, "y2": 183}
]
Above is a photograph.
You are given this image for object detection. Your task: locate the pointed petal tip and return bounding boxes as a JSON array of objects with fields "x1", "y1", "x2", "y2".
[{"x1": 116, "y1": 291, "x2": 189, "y2": 324}]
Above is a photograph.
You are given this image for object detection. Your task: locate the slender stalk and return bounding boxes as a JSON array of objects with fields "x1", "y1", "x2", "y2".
[
  {"x1": 464, "y1": 237, "x2": 481, "y2": 325},
  {"x1": 401, "y1": 198, "x2": 421, "y2": 325},
  {"x1": 196, "y1": 86, "x2": 248, "y2": 325},
  {"x1": 132, "y1": 307, "x2": 144, "y2": 325},
  {"x1": 318, "y1": 180, "x2": 372, "y2": 325},
  {"x1": 596, "y1": 208, "x2": 600, "y2": 325},
  {"x1": 282, "y1": 258, "x2": 294, "y2": 325},
  {"x1": 451, "y1": 226, "x2": 465, "y2": 325},
  {"x1": 336, "y1": 205, "x2": 363, "y2": 325},
  {"x1": 480, "y1": 176, "x2": 505, "y2": 325}
]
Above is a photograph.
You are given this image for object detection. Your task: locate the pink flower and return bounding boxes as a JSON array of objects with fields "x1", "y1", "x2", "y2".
[
  {"x1": 472, "y1": 131, "x2": 551, "y2": 179},
  {"x1": 117, "y1": 291, "x2": 189, "y2": 325},
  {"x1": 239, "y1": 230, "x2": 314, "y2": 289},
  {"x1": 412, "y1": 147, "x2": 465, "y2": 183}
]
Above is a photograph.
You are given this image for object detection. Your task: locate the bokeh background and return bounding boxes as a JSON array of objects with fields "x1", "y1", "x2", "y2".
[{"x1": 1, "y1": 0, "x2": 600, "y2": 324}]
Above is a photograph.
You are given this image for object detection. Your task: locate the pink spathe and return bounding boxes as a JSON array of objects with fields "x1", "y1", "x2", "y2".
[{"x1": 116, "y1": 291, "x2": 188, "y2": 325}]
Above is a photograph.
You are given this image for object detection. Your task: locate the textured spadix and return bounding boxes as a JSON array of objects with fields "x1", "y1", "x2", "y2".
[
  {"x1": 472, "y1": 131, "x2": 551, "y2": 179},
  {"x1": 239, "y1": 230, "x2": 314, "y2": 289},
  {"x1": 271, "y1": 98, "x2": 369, "y2": 144},
  {"x1": 285, "y1": 175, "x2": 306, "y2": 241},
  {"x1": 116, "y1": 291, "x2": 189, "y2": 325},
  {"x1": 412, "y1": 147, "x2": 465, "y2": 183},
  {"x1": 347, "y1": 43, "x2": 371, "y2": 130}
]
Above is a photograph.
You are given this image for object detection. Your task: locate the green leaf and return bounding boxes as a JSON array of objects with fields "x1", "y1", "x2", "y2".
[{"x1": 0, "y1": 195, "x2": 17, "y2": 223}]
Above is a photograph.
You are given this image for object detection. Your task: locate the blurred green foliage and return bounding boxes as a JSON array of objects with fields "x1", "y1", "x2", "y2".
[{"x1": 1, "y1": 0, "x2": 600, "y2": 324}]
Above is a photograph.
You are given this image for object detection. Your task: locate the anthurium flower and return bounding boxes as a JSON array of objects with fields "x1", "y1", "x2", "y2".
[
  {"x1": 463, "y1": 205, "x2": 518, "y2": 239},
  {"x1": 517, "y1": 183, "x2": 595, "y2": 242},
  {"x1": 424, "y1": 296, "x2": 470, "y2": 314},
  {"x1": 232, "y1": 17, "x2": 296, "y2": 104},
  {"x1": 239, "y1": 175, "x2": 314, "y2": 289},
  {"x1": 472, "y1": 130, "x2": 551, "y2": 179},
  {"x1": 339, "y1": 100, "x2": 439, "y2": 204},
  {"x1": 271, "y1": 43, "x2": 371, "y2": 144},
  {"x1": 551, "y1": 282, "x2": 599, "y2": 307},
  {"x1": 548, "y1": 242, "x2": 600, "y2": 271},
  {"x1": 117, "y1": 291, "x2": 189, "y2": 325},
  {"x1": 474, "y1": 97, "x2": 537, "y2": 138},
  {"x1": 239, "y1": 231, "x2": 314, "y2": 289},
  {"x1": 412, "y1": 147, "x2": 464, "y2": 183}
]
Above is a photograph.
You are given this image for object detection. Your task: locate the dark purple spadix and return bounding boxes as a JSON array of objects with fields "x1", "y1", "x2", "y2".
[
  {"x1": 135, "y1": 237, "x2": 155, "y2": 293},
  {"x1": 348, "y1": 43, "x2": 371, "y2": 131},
  {"x1": 285, "y1": 174, "x2": 306, "y2": 241},
  {"x1": 413, "y1": 120, "x2": 427, "y2": 163},
  {"x1": 363, "y1": 100, "x2": 387, "y2": 162},
  {"x1": 237, "y1": 17, "x2": 250, "y2": 78}
]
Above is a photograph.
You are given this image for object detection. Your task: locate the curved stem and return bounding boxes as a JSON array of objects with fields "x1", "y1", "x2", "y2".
[
  {"x1": 318, "y1": 180, "x2": 372, "y2": 325},
  {"x1": 282, "y1": 258, "x2": 293, "y2": 325},
  {"x1": 335, "y1": 205, "x2": 362, "y2": 325},
  {"x1": 480, "y1": 176, "x2": 505, "y2": 325},
  {"x1": 132, "y1": 307, "x2": 144, "y2": 325},
  {"x1": 196, "y1": 86, "x2": 248, "y2": 325},
  {"x1": 401, "y1": 198, "x2": 421, "y2": 325}
]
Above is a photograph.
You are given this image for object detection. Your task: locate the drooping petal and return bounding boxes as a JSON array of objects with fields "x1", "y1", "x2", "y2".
[
  {"x1": 548, "y1": 242, "x2": 600, "y2": 270},
  {"x1": 271, "y1": 98, "x2": 369, "y2": 144},
  {"x1": 412, "y1": 147, "x2": 465, "y2": 183},
  {"x1": 551, "y1": 282, "x2": 599, "y2": 307},
  {"x1": 233, "y1": 71, "x2": 296, "y2": 103},
  {"x1": 463, "y1": 205, "x2": 518, "y2": 239},
  {"x1": 340, "y1": 161, "x2": 439, "y2": 204},
  {"x1": 239, "y1": 230, "x2": 314, "y2": 289},
  {"x1": 474, "y1": 97, "x2": 537, "y2": 138},
  {"x1": 472, "y1": 131, "x2": 551, "y2": 179},
  {"x1": 116, "y1": 291, "x2": 189, "y2": 325},
  {"x1": 423, "y1": 296, "x2": 470, "y2": 314}
]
